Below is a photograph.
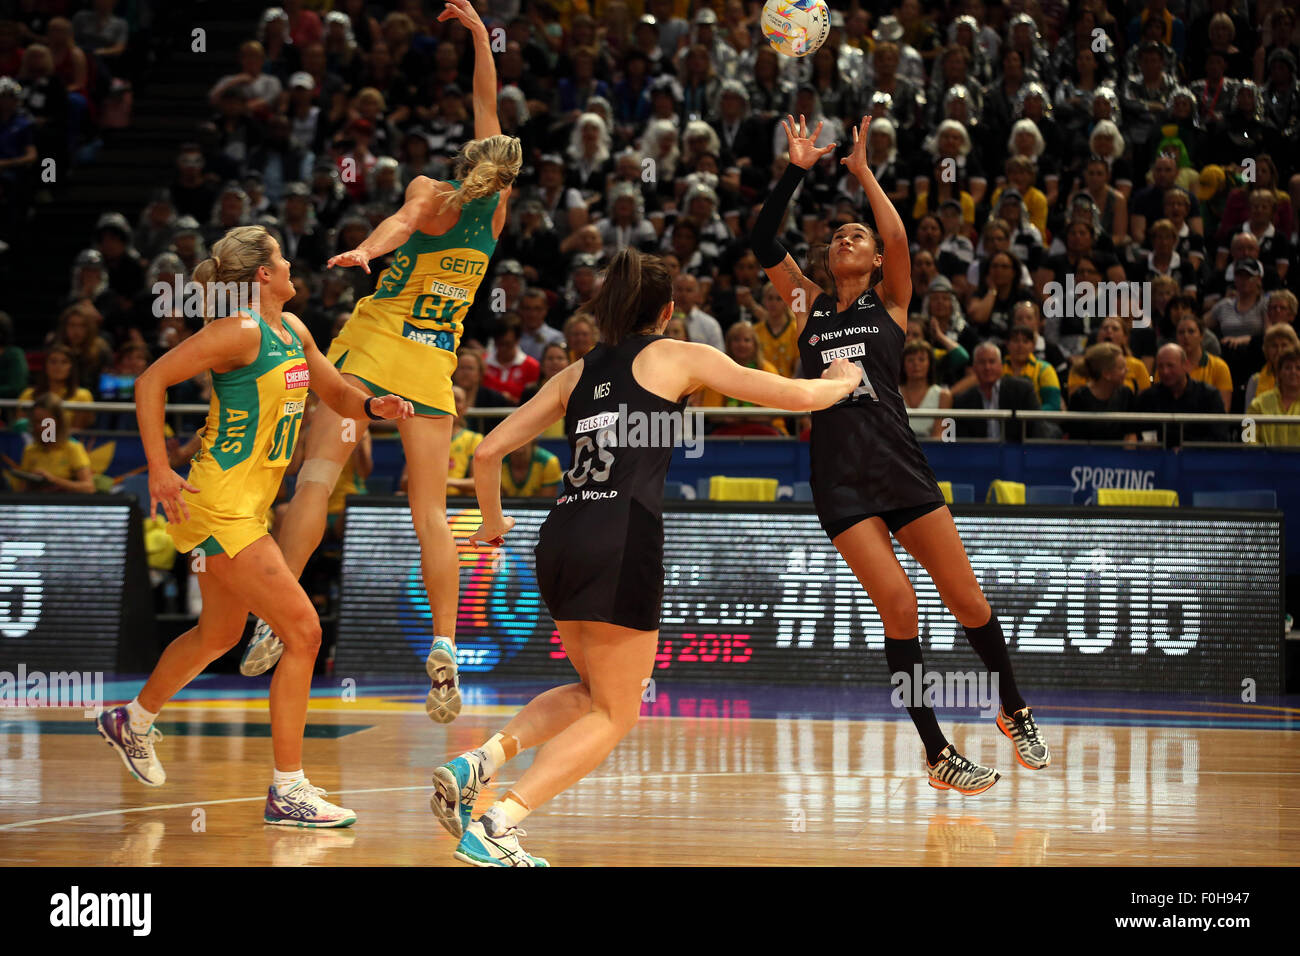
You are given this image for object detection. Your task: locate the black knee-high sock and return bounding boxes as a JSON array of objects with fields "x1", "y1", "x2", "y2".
[
  {"x1": 963, "y1": 609, "x2": 1027, "y2": 714},
  {"x1": 884, "y1": 636, "x2": 949, "y2": 764}
]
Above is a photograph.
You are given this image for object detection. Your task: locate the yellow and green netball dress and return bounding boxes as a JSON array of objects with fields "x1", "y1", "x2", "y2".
[
  {"x1": 168, "y1": 313, "x2": 310, "y2": 558},
  {"x1": 327, "y1": 181, "x2": 502, "y2": 415}
]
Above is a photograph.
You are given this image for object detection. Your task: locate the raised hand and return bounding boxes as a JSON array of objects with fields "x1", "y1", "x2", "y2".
[
  {"x1": 438, "y1": 0, "x2": 488, "y2": 38},
  {"x1": 840, "y1": 116, "x2": 870, "y2": 182},
  {"x1": 781, "y1": 114, "x2": 837, "y2": 169},
  {"x1": 327, "y1": 248, "x2": 372, "y2": 273}
]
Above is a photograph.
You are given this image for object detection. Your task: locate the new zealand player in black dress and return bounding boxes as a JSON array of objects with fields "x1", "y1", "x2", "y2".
[
  {"x1": 752, "y1": 115, "x2": 1052, "y2": 795},
  {"x1": 429, "y1": 249, "x2": 861, "y2": 866}
]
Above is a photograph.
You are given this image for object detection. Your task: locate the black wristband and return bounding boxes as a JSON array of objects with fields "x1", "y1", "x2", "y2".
[
  {"x1": 363, "y1": 396, "x2": 384, "y2": 421},
  {"x1": 751, "y1": 163, "x2": 806, "y2": 269}
]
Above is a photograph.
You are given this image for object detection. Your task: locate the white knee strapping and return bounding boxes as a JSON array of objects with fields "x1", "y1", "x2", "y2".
[{"x1": 297, "y1": 457, "x2": 345, "y2": 488}]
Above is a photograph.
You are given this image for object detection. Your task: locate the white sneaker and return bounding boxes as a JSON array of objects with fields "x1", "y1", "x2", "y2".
[
  {"x1": 425, "y1": 638, "x2": 462, "y2": 723},
  {"x1": 264, "y1": 779, "x2": 357, "y2": 828},
  {"x1": 453, "y1": 818, "x2": 549, "y2": 867},
  {"x1": 97, "y1": 706, "x2": 166, "y2": 786}
]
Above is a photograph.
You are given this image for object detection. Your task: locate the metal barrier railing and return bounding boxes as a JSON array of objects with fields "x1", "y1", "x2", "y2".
[{"x1": 1, "y1": 399, "x2": 1298, "y2": 447}]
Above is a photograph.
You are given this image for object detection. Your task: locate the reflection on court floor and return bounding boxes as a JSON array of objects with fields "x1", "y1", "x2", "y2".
[{"x1": 0, "y1": 676, "x2": 1296, "y2": 866}]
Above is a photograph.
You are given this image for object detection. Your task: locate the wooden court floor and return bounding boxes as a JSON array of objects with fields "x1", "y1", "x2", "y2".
[{"x1": 2, "y1": 699, "x2": 1296, "y2": 866}]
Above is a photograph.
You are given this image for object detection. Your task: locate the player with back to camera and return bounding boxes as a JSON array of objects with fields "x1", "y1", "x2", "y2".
[
  {"x1": 98, "y1": 225, "x2": 413, "y2": 825},
  {"x1": 429, "y1": 248, "x2": 862, "y2": 866},
  {"x1": 237, "y1": 0, "x2": 520, "y2": 725},
  {"x1": 751, "y1": 115, "x2": 1051, "y2": 793}
]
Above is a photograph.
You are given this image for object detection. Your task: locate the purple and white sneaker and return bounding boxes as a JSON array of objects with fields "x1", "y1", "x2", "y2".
[
  {"x1": 264, "y1": 779, "x2": 357, "y2": 828},
  {"x1": 96, "y1": 706, "x2": 166, "y2": 787}
]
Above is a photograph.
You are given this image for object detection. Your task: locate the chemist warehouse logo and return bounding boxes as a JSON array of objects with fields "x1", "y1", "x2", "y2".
[{"x1": 283, "y1": 363, "x2": 310, "y2": 389}]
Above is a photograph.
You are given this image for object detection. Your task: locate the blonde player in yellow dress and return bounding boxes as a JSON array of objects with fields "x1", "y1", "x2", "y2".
[
  {"x1": 239, "y1": 0, "x2": 522, "y2": 726},
  {"x1": 96, "y1": 225, "x2": 413, "y2": 827}
]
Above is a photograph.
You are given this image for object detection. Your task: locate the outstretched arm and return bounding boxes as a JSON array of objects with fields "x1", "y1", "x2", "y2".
[
  {"x1": 469, "y1": 361, "x2": 579, "y2": 545},
  {"x1": 326, "y1": 177, "x2": 443, "y2": 272},
  {"x1": 751, "y1": 115, "x2": 835, "y2": 330},
  {"x1": 439, "y1": 0, "x2": 500, "y2": 140},
  {"x1": 283, "y1": 314, "x2": 414, "y2": 422},
  {"x1": 843, "y1": 117, "x2": 910, "y2": 324}
]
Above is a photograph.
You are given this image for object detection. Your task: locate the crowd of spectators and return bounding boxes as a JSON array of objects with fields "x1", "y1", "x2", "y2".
[
  {"x1": 0, "y1": 0, "x2": 143, "y2": 243},
  {"x1": 6, "y1": 0, "x2": 1300, "y2": 508}
]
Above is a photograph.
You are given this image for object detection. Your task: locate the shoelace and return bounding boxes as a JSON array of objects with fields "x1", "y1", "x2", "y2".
[
  {"x1": 132, "y1": 725, "x2": 163, "y2": 745},
  {"x1": 945, "y1": 750, "x2": 988, "y2": 777},
  {"x1": 1016, "y1": 711, "x2": 1044, "y2": 747}
]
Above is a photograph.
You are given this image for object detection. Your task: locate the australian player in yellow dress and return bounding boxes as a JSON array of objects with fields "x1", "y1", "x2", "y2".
[
  {"x1": 238, "y1": 0, "x2": 523, "y2": 727},
  {"x1": 96, "y1": 224, "x2": 413, "y2": 827}
]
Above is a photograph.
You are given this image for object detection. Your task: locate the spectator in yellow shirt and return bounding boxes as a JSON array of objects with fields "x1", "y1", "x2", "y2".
[
  {"x1": 14, "y1": 393, "x2": 94, "y2": 493},
  {"x1": 19, "y1": 345, "x2": 95, "y2": 430},
  {"x1": 1244, "y1": 322, "x2": 1300, "y2": 408},
  {"x1": 1065, "y1": 316, "x2": 1152, "y2": 395},
  {"x1": 749, "y1": 283, "x2": 799, "y2": 378},
  {"x1": 501, "y1": 438, "x2": 562, "y2": 497},
  {"x1": 1176, "y1": 313, "x2": 1232, "y2": 411},
  {"x1": 693, "y1": 320, "x2": 789, "y2": 434},
  {"x1": 446, "y1": 385, "x2": 484, "y2": 496},
  {"x1": 990, "y1": 155, "x2": 1048, "y2": 236},
  {"x1": 1247, "y1": 346, "x2": 1300, "y2": 446},
  {"x1": 1003, "y1": 325, "x2": 1062, "y2": 409}
]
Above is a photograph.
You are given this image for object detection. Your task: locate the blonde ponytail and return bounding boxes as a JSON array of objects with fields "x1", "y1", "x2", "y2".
[
  {"x1": 194, "y1": 225, "x2": 275, "y2": 324},
  {"x1": 439, "y1": 134, "x2": 523, "y2": 215}
]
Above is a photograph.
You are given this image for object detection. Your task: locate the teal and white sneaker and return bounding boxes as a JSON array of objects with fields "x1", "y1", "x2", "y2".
[
  {"x1": 454, "y1": 818, "x2": 549, "y2": 867},
  {"x1": 240, "y1": 618, "x2": 284, "y2": 677},
  {"x1": 425, "y1": 639, "x2": 461, "y2": 723},
  {"x1": 264, "y1": 779, "x2": 357, "y2": 828},
  {"x1": 431, "y1": 752, "x2": 489, "y2": 839}
]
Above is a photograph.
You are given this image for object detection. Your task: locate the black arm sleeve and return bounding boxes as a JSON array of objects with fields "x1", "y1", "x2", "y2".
[{"x1": 750, "y1": 163, "x2": 806, "y2": 269}]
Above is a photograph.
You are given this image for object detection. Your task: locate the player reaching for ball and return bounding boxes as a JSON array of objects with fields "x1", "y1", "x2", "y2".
[
  {"x1": 97, "y1": 225, "x2": 413, "y2": 826},
  {"x1": 751, "y1": 115, "x2": 1051, "y2": 793},
  {"x1": 431, "y1": 248, "x2": 862, "y2": 866},
  {"x1": 236, "y1": 0, "x2": 520, "y2": 725}
]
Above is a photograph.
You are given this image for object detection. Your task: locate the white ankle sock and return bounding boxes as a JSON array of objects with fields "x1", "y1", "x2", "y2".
[
  {"x1": 273, "y1": 768, "x2": 305, "y2": 793},
  {"x1": 126, "y1": 698, "x2": 158, "y2": 735},
  {"x1": 482, "y1": 795, "x2": 530, "y2": 836},
  {"x1": 473, "y1": 734, "x2": 509, "y2": 779}
]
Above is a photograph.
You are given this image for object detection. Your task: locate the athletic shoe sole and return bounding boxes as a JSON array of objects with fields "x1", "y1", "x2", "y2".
[
  {"x1": 452, "y1": 848, "x2": 500, "y2": 867},
  {"x1": 263, "y1": 814, "x2": 357, "y2": 829},
  {"x1": 997, "y1": 712, "x2": 1051, "y2": 770},
  {"x1": 425, "y1": 646, "x2": 461, "y2": 723},
  {"x1": 96, "y1": 720, "x2": 164, "y2": 787},
  {"x1": 430, "y1": 765, "x2": 466, "y2": 839},
  {"x1": 927, "y1": 772, "x2": 1001, "y2": 796},
  {"x1": 240, "y1": 625, "x2": 284, "y2": 677}
]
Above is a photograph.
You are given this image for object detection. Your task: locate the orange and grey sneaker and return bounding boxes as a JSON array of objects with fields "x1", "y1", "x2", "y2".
[
  {"x1": 926, "y1": 745, "x2": 1000, "y2": 795},
  {"x1": 997, "y1": 706, "x2": 1051, "y2": 770}
]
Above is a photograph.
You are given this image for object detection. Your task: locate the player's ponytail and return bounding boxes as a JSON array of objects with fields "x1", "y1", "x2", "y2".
[
  {"x1": 586, "y1": 248, "x2": 672, "y2": 346},
  {"x1": 440, "y1": 134, "x2": 523, "y2": 215},
  {"x1": 192, "y1": 225, "x2": 275, "y2": 325}
]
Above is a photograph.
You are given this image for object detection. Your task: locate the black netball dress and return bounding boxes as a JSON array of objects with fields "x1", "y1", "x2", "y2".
[
  {"x1": 798, "y1": 288, "x2": 946, "y2": 538},
  {"x1": 534, "y1": 334, "x2": 687, "y2": 630}
]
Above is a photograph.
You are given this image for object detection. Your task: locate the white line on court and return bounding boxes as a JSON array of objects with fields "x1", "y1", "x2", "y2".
[{"x1": 2, "y1": 769, "x2": 1296, "y2": 832}]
